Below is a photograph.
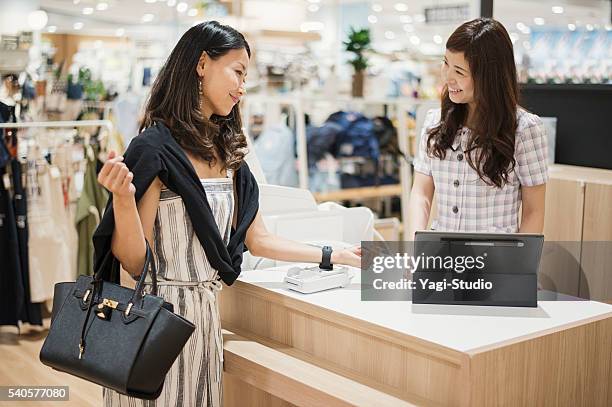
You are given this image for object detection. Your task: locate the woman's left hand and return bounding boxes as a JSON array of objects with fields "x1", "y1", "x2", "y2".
[{"x1": 333, "y1": 245, "x2": 362, "y2": 269}]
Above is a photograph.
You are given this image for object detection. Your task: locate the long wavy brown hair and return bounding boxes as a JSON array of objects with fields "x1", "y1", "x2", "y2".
[
  {"x1": 426, "y1": 18, "x2": 519, "y2": 188},
  {"x1": 140, "y1": 21, "x2": 250, "y2": 171}
]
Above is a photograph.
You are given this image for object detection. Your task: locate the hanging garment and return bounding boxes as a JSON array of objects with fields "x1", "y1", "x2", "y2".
[
  {"x1": 76, "y1": 145, "x2": 108, "y2": 276},
  {"x1": 0, "y1": 161, "x2": 24, "y2": 326},
  {"x1": 327, "y1": 111, "x2": 380, "y2": 161},
  {"x1": 253, "y1": 124, "x2": 298, "y2": 187},
  {"x1": 52, "y1": 143, "x2": 79, "y2": 278},
  {"x1": 103, "y1": 170, "x2": 235, "y2": 406},
  {"x1": 0, "y1": 157, "x2": 42, "y2": 326},
  {"x1": 12, "y1": 159, "x2": 42, "y2": 324},
  {"x1": 112, "y1": 92, "x2": 142, "y2": 146},
  {"x1": 27, "y1": 159, "x2": 74, "y2": 303}
]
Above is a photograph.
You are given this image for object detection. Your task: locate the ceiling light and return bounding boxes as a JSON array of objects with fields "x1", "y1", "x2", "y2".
[
  {"x1": 116, "y1": 28, "x2": 125, "y2": 36},
  {"x1": 300, "y1": 21, "x2": 324, "y2": 32},
  {"x1": 384, "y1": 31, "x2": 395, "y2": 40},
  {"x1": 567, "y1": 23, "x2": 576, "y2": 31},
  {"x1": 27, "y1": 10, "x2": 48, "y2": 30},
  {"x1": 167, "y1": 0, "x2": 176, "y2": 6},
  {"x1": 433, "y1": 35, "x2": 443, "y2": 44},
  {"x1": 372, "y1": 4, "x2": 382, "y2": 12},
  {"x1": 552, "y1": 6, "x2": 564, "y2": 14},
  {"x1": 399, "y1": 15, "x2": 412, "y2": 23},
  {"x1": 409, "y1": 35, "x2": 420, "y2": 45},
  {"x1": 47, "y1": 25, "x2": 57, "y2": 33},
  {"x1": 534, "y1": 17, "x2": 545, "y2": 26},
  {"x1": 82, "y1": 7, "x2": 93, "y2": 15},
  {"x1": 414, "y1": 14, "x2": 426, "y2": 23},
  {"x1": 394, "y1": 3, "x2": 408, "y2": 12},
  {"x1": 368, "y1": 15, "x2": 378, "y2": 24},
  {"x1": 73, "y1": 0, "x2": 80, "y2": 4},
  {"x1": 176, "y1": 2, "x2": 188, "y2": 13},
  {"x1": 517, "y1": 24, "x2": 530, "y2": 35},
  {"x1": 73, "y1": 22, "x2": 83, "y2": 30},
  {"x1": 142, "y1": 13, "x2": 155, "y2": 22},
  {"x1": 307, "y1": 4, "x2": 319, "y2": 12},
  {"x1": 96, "y1": 2, "x2": 108, "y2": 11},
  {"x1": 586, "y1": 24, "x2": 594, "y2": 31},
  {"x1": 509, "y1": 32, "x2": 519, "y2": 43},
  {"x1": 145, "y1": 0, "x2": 156, "y2": 3},
  {"x1": 403, "y1": 24, "x2": 414, "y2": 32}
]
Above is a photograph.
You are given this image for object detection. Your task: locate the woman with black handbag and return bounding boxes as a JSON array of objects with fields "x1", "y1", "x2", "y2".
[{"x1": 94, "y1": 21, "x2": 362, "y2": 406}]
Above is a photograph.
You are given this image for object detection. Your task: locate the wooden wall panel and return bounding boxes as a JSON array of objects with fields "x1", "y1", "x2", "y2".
[{"x1": 580, "y1": 183, "x2": 612, "y2": 302}]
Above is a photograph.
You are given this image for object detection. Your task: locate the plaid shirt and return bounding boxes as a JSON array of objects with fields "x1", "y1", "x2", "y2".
[{"x1": 414, "y1": 108, "x2": 548, "y2": 233}]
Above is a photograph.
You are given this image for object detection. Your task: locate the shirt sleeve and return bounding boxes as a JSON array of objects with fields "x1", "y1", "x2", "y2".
[
  {"x1": 413, "y1": 109, "x2": 437, "y2": 176},
  {"x1": 514, "y1": 113, "x2": 549, "y2": 187}
]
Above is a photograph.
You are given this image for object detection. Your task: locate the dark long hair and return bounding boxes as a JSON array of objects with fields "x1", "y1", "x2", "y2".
[
  {"x1": 140, "y1": 21, "x2": 251, "y2": 171},
  {"x1": 427, "y1": 18, "x2": 519, "y2": 188}
]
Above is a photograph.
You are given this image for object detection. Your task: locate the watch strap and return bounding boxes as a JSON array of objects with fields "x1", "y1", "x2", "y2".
[{"x1": 319, "y1": 245, "x2": 333, "y2": 270}]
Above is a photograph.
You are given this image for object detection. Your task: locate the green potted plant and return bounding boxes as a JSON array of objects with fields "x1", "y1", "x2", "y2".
[{"x1": 343, "y1": 27, "x2": 371, "y2": 97}]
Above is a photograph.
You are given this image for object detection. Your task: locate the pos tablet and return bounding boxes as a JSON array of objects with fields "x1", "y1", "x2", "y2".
[{"x1": 412, "y1": 231, "x2": 544, "y2": 307}]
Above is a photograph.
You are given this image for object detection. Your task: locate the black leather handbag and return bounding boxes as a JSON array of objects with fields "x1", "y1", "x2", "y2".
[{"x1": 40, "y1": 242, "x2": 195, "y2": 399}]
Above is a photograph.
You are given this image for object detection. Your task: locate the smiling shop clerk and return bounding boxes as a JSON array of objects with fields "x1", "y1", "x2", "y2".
[{"x1": 407, "y1": 18, "x2": 548, "y2": 238}]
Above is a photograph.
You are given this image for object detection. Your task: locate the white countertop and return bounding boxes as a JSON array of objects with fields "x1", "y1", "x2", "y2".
[{"x1": 236, "y1": 265, "x2": 612, "y2": 354}]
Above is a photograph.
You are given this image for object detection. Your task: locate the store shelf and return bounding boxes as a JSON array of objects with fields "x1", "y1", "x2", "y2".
[{"x1": 313, "y1": 184, "x2": 402, "y2": 202}]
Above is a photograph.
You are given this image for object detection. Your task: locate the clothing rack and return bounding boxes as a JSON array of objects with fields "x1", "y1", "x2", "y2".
[{"x1": 0, "y1": 119, "x2": 113, "y2": 132}]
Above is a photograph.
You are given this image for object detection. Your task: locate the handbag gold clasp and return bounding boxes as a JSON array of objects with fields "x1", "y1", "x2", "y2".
[
  {"x1": 101, "y1": 298, "x2": 119, "y2": 309},
  {"x1": 96, "y1": 298, "x2": 119, "y2": 320}
]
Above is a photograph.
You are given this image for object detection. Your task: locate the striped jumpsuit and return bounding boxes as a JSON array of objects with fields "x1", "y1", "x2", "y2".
[{"x1": 103, "y1": 169, "x2": 234, "y2": 407}]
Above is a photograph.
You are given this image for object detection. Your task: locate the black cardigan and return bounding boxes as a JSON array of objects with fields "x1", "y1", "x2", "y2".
[{"x1": 92, "y1": 122, "x2": 259, "y2": 286}]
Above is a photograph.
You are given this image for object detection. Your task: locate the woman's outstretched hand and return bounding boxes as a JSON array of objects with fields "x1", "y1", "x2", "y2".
[{"x1": 333, "y1": 245, "x2": 362, "y2": 269}]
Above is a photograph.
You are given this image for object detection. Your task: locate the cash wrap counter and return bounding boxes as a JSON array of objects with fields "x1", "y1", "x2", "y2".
[{"x1": 220, "y1": 266, "x2": 612, "y2": 407}]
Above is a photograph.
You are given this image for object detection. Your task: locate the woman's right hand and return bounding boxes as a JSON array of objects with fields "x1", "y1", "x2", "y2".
[{"x1": 97, "y1": 150, "x2": 136, "y2": 199}]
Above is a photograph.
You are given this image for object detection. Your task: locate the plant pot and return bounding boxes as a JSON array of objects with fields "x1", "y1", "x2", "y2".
[{"x1": 352, "y1": 70, "x2": 365, "y2": 97}]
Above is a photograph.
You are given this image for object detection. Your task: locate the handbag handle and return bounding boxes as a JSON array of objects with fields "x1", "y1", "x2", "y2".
[
  {"x1": 128, "y1": 241, "x2": 158, "y2": 315},
  {"x1": 79, "y1": 241, "x2": 157, "y2": 359},
  {"x1": 93, "y1": 240, "x2": 158, "y2": 297}
]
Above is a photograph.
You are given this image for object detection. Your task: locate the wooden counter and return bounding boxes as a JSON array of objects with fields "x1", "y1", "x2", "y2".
[
  {"x1": 220, "y1": 267, "x2": 612, "y2": 407},
  {"x1": 543, "y1": 164, "x2": 612, "y2": 302},
  {"x1": 548, "y1": 164, "x2": 612, "y2": 185}
]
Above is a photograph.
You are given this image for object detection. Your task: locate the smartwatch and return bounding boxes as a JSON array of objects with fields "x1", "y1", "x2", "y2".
[{"x1": 319, "y1": 245, "x2": 333, "y2": 270}]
